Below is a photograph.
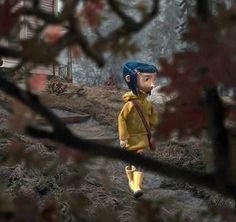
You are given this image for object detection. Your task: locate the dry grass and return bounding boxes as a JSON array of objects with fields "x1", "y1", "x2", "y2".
[
  {"x1": 40, "y1": 85, "x2": 125, "y2": 130},
  {"x1": 0, "y1": 84, "x2": 235, "y2": 221}
]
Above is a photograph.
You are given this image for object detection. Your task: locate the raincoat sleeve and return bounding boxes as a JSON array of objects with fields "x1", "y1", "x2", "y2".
[
  {"x1": 149, "y1": 104, "x2": 158, "y2": 127},
  {"x1": 118, "y1": 102, "x2": 133, "y2": 140}
]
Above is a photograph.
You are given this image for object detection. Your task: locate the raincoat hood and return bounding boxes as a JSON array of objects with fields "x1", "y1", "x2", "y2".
[{"x1": 122, "y1": 91, "x2": 148, "y2": 103}]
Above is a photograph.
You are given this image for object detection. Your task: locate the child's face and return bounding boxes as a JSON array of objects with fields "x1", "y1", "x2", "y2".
[{"x1": 136, "y1": 72, "x2": 157, "y2": 94}]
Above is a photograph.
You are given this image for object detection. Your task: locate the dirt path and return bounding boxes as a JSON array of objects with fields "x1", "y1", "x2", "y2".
[
  {"x1": 47, "y1": 107, "x2": 209, "y2": 221},
  {"x1": 38, "y1": 87, "x2": 233, "y2": 221},
  {"x1": 0, "y1": 86, "x2": 234, "y2": 221}
]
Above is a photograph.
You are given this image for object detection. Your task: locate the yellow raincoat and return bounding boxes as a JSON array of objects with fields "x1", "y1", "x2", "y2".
[{"x1": 118, "y1": 91, "x2": 158, "y2": 151}]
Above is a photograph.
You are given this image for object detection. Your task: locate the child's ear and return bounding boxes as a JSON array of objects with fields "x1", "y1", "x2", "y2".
[{"x1": 125, "y1": 75, "x2": 131, "y2": 82}]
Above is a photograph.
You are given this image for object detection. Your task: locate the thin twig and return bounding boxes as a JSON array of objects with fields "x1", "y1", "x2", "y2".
[
  {"x1": 0, "y1": 76, "x2": 71, "y2": 135},
  {"x1": 196, "y1": 0, "x2": 211, "y2": 22},
  {"x1": 205, "y1": 88, "x2": 231, "y2": 189},
  {"x1": 107, "y1": 0, "x2": 137, "y2": 26},
  {"x1": 1, "y1": 75, "x2": 236, "y2": 199},
  {"x1": 93, "y1": 0, "x2": 159, "y2": 51}
]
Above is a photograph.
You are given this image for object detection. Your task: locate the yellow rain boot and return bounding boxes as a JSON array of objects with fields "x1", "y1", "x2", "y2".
[
  {"x1": 125, "y1": 165, "x2": 136, "y2": 192},
  {"x1": 133, "y1": 171, "x2": 143, "y2": 198}
]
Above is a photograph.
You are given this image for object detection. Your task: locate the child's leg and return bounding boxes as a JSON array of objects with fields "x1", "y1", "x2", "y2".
[
  {"x1": 132, "y1": 148, "x2": 145, "y2": 198},
  {"x1": 125, "y1": 165, "x2": 136, "y2": 192},
  {"x1": 135, "y1": 148, "x2": 145, "y2": 171},
  {"x1": 127, "y1": 164, "x2": 132, "y2": 170},
  {"x1": 125, "y1": 151, "x2": 137, "y2": 192}
]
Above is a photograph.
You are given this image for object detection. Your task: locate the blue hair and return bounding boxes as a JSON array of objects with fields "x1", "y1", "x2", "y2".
[{"x1": 122, "y1": 61, "x2": 158, "y2": 94}]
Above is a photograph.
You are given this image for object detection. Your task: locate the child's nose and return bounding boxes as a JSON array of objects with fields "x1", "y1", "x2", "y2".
[{"x1": 150, "y1": 83, "x2": 155, "y2": 88}]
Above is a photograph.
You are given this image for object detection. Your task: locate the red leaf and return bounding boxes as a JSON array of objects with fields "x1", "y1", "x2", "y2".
[
  {"x1": 28, "y1": 73, "x2": 47, "y2": 92},
  {"x1": 156, "y1": 7, "x2": 236, "y2": 138},
  {"x1": 155, "y1": 103, "x2": 208, "y2": 139},
  {"x1": 182, "y1": 16, "x2": 236, "y2": 87},
  {"x1": 42, "y1": 25, "x2": 63, "y2": 44},
  {"x1": 156, "y1": 57, "x2": 209, "y2": 138},
  {"x1": 0, "y1": 1, "x2": 20, "y2": 36},
  {"x1": 83, "y1": 0, "x2": 104, "y2": 27},
  {"x1": 40, "y1": 202, "x2": 58, "y2": 222}
]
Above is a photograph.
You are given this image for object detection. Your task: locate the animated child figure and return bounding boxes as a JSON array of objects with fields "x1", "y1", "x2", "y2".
[{"x1": 118, "y1": 61, "x2": 158, "y2": 198}]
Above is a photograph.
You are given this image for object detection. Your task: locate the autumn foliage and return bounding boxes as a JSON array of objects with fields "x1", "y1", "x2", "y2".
[
  {"x1": 156, "y1": 4, "x2": 236, "y2": 139},
  {"x1": 1, "y1": 0, "x2": 236, "y2": 221}
]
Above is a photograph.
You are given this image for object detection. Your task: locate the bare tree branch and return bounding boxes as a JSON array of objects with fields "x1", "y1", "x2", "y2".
[
  {"x1": 93, "y1": 0, "x2": 159, "y2": 51},
  {"x1": 0, "y1": 47, "x2": 21, "y2": 59},
  {"x1": 196, "y1": 0, "x2": 211, "y2": 22},
  {"x1": 205, "y1": 88, "x2": 231, "y2": 185},
  {"x1": 0, "y1": 0, "x2": 158, "y2": 67},
  {"x1": 1, "y1": 74, "x2": 236, "y2": 199},
  {"x1": 195, "y1": 0, "x2": 232, "y2": 197},
  {"x1": 69, "y1": 17, "x2": 105, "y2": 67},
  {"x1": 0, "y1": 75, "x2": 71, "y2": 135},
  {"x1": 26, "y1": 124, "x2": 218, "y2": 193},
  {"x1": 32, "y1": 0, "x2": 39, "y2": 8},
  {"x1": 107, "y1": 0, "x2": 137, "y2": 26},
  {"x1": 1, "y1": 0, "x2": 236, "y2": 204}
]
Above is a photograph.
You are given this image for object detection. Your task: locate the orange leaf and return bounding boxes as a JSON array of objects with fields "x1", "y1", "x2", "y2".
[
  {"x1": 42, "y1": 25, "x2": 63, "y2": 44},
  {"x1": 28, "y1": 73, "x2": 47, "y2": 92}
]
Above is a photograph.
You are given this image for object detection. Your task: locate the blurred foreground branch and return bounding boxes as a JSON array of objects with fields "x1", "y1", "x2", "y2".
[
  {"x1": 1, "y1": 74, "x2": 236, "y2": 200},
  {"x1": 0, "y1": 0, "x2": 159, "y2": 68},
  {"x1": 1, "y1": 0, "x2": 236, "y2": 204}
]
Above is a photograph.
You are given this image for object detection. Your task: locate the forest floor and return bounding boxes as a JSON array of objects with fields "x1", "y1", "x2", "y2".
[{"x1": 0, "y1": 80, "x2": 235, "y2": 222}]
